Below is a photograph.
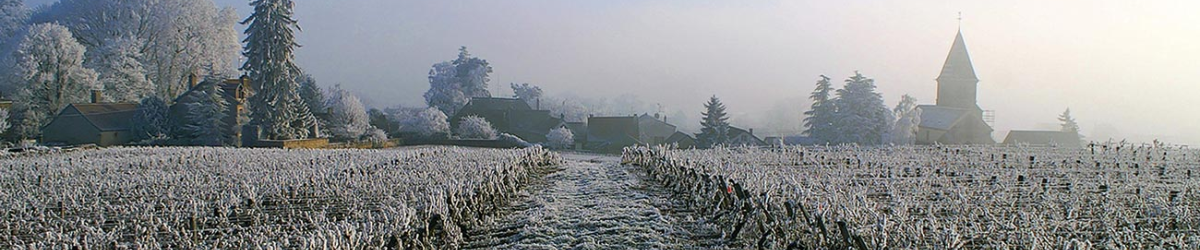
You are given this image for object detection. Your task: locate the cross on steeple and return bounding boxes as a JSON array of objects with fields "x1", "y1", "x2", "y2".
[{"x1": 957, "y1": 12, "x2": 963, "y2": 30}]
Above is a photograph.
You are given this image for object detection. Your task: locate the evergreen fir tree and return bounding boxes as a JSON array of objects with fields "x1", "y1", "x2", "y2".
[
  {"x1": 181, "y1": 82, "x2": 228, "y2": 146},
  {"x1": 1059, "y1": 108, "x2": 1081, "y2": 140},
  {"x1": 131, "y1": 96, "x2": 170, "y2": 141},
  {"x1": 241, "y1": 0, "x2": 316, "y2": 140},
  {"x1": 832, "y1": 72, "x2": 893, "y2": 145},
  {"x1": 298, "y1": 73, "x2": 325, "y2": 116},
  {"x1": 696, "y1": 95, "x2": 730, "y2": 148},
  {"x1": 802, "y1": 75, "x2": 836, "y2": 142}
]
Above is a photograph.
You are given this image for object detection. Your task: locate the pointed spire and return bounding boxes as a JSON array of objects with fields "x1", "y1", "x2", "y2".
[{"x1": 937, "y1": 30, "x2": 978, "y2": 82}]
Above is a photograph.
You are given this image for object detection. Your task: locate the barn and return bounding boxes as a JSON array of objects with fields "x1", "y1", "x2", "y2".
[{"x1": 41, "y1": 94, "x2": 139, "y2": 146}]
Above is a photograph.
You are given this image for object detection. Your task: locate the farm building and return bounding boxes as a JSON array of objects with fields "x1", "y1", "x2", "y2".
[
  {"x1": 41, "y1": 91, "x2": 138, "y2": 146},
  {"x1": 916, "y1": 29, "x2": 995, "y2": 145},
  {"x1": 451, "y1": 97, "x2": 566, "y2": 143},
  {"x1": 1002, "y1": 130, "x2": 1082, "y2": 148},
  {"x1": 584, "y1": 114, "x2": 679, "y2": 152},
  {"x1": 169, "y1": 75, "x2": 252, "y2": 146}
]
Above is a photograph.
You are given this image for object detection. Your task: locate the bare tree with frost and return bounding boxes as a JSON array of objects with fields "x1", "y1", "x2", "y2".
[
  {"x1": 324, "y1": 85, "x2": 371, "y2": 141},
  {"x1": 546, "y1": 127, "x2": 574, "y2": 150},
  {"x1": 33, "y1": 0, "x2": 240, "y2": 99},
  {"x1": 0, "y1": 0, "x2": 27, "y2": 41},
  {"x1": 10, "y1": 23, "x2": 97, "y2": 139},
  {"x1": 88, "y1": 37, "x2": 153, "y2": 102},
  {"x1": 886, "y1": 94, "x2": 921, "y2": 145},
  {"x1": 424, "y1": 46, "x2": 492, "y2": 117}
]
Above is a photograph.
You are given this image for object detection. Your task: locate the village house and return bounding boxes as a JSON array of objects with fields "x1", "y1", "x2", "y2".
[
  {"x1": 726, "y1": 126, "x2": 768, "y2": 147},
  {"x1": 40, "y1": 91, "x2": 139, "y2": 146},
  {"x1": 663, "y1": 131, "x2": 696, "y2": 149},
  {"x1": 451, "y1": 97, "x2": 566, "y2": 143},
  {"x1": 169, "y1": 75, "x2": 252, "y2": 146}
]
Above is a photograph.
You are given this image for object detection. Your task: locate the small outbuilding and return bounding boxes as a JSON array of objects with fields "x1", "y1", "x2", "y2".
[{"x1": 41, "y1": 93, "x2": 139, "y2": 146}]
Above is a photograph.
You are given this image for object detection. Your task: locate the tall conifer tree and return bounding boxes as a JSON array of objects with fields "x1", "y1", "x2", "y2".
[
  {"x1": 241, "y1": 0, "x2": 315, "y2": 140},
  {"x1": 697, "y1": 95, "x2": 730, "y2": 148},
  {"x1": 803, "y1": 75, "x2": 836, "y2": 142}
]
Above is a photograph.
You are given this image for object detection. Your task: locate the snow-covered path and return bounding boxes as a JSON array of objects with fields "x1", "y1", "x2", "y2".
[{"x1": 462, "y1": 153, "x2": 727, "y2": 249}]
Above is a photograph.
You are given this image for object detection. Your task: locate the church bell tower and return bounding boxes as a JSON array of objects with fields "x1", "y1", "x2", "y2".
[{"x1": 935, "y1": 30, "x2": 981, "y2": 111}]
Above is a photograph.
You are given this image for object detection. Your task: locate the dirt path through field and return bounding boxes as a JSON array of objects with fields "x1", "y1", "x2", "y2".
[{"x1": 461, "y1": 153, "x2": 727, "y2": 249}]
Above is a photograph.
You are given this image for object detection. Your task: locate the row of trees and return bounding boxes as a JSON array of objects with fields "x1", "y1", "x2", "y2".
[
  {"x1": 0, "y1": 0, "x2": 388, "y2": 145},
  {"x1": 803, "y1": 72, "x2": 918, "y2": 145}
]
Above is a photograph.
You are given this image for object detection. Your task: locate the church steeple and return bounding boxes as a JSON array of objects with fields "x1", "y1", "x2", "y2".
[{"x1": 935, "y1": 30, "x2": 980, "y2": 110}]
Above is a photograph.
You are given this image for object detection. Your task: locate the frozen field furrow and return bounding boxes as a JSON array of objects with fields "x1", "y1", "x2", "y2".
[{"x1": 463, "y1": 153, "x2": 728, "y2": 249}]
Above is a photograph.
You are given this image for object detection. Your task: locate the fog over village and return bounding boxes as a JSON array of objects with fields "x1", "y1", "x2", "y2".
[
  {"x1": 3, "y1": 0, "x2": 1199, "y2": 248},
  {"x1": 23, "y1": 0, "x2": 1199, "y2": 145}
]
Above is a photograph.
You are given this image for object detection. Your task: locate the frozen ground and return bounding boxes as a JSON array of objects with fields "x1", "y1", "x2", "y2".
[{"x1": 462, "y1": 153, "x2": 729, "y2": 249}]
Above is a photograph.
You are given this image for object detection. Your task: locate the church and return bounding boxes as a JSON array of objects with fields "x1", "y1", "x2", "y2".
[{"x1": 916, "y1": 30, "x2": 996, "y2": 145}]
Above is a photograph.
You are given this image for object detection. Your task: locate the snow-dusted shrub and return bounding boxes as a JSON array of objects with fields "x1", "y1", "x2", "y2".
[
  {"x1": 363, "y1": 128, "x2": 388, "y2": 146},
  {"x1": 403, "y1": 107, "x2": 450, "y2": 139},
  {"x1": 546, "y1": 127, "x2": 573, "y2": 149},
  {"x1": 324, "y1": 85, "x2": 371, "y2": 141},
  {"x1": 456, "y1": 115, "x2": 497, "y2": 139}
]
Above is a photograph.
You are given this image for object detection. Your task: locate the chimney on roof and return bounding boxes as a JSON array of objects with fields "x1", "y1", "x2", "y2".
[
  {"x1": 749, "y1": 128, "x2": 754, "y2": 136},
  {"x1": 91, "y1": 89, "x2": 102, "y2": 103},
  {"x1": 536, "y1": 98, "x2": 540, "y2": 110},
  {"x1": 188, "y1": 73, "x2": 199, "y2": 88}
]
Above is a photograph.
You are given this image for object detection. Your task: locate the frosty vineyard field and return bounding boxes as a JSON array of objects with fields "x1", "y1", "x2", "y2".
[
  {"x1": 624, "y1": 143, "x2": 1200, "y2": 249},
  {"x1": 0, "y1": 146, "x2": 559, "y2": 249}
]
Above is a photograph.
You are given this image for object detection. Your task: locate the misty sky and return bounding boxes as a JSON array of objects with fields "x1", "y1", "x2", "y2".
[{"x1": 25, "y1": 0, "x2": 1200, "y2": 145}]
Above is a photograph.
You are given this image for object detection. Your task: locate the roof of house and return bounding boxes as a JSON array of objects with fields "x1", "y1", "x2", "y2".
[
  {"x1": 59, "y1": 103, "x2": 139, "y2": 131},
  {"x1": 917, "y1": 105, "x2": 969, "y2": 131},
  {"x1": 937, "y1": 31, "x2": 979, "y2": 82},
  {"x1": 728, "y1": 126, "x2": 767, "y2": 145},
  {"x1": 172, "y1": 78, "x2": 248, "y2": 105},
  {"x1": 664, "y1": 131, "x2": 694, "y2": 144},
  {"x1": 462, "y1": 97, "x2": 531, "y2": 112},
  {"x1": 1003, "y1": 130, "x2": 1082, "y2": 148},
  {"x1": 637, "y1": 114, "x2": 677, "y2": 130}
]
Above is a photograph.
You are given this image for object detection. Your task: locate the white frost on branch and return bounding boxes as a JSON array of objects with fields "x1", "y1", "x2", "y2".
[
  {"x1": 324, "y1": 85, "x2": 372, "y2": 141},
  {"x1": 456, "y1": 115, "x2": 497, "y2": 140}
]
